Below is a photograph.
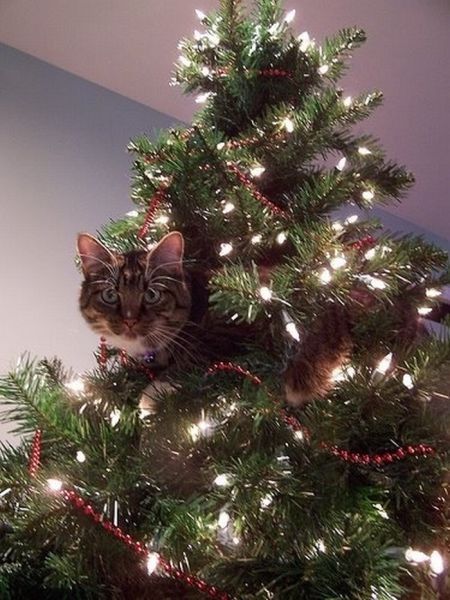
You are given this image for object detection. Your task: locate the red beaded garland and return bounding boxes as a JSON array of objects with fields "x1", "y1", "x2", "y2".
[
  {"x1": 227, "y1": 164, "x2": 286, "y2": 217},
  {"x1": 98, "y1": 336, "x2": 108, "y2": 368},
  {"x1": 349, "y1": 235, "x2": 377, "y2": 252},
  {"x1": 138, "y1": 184, "x2": 169, "y2": 239},
  {"x1": 260, "y1": 68, "x2": 293, "y2": 79},
  {"x1": 60, "y1": 488, "x2": 229, "y2": 598},
  {"x1": 28, "y1": 429, "x2": 42, "y2": 478},
  {"x1": 207, "y1": 361, "x2": 262, "y2": 385}
]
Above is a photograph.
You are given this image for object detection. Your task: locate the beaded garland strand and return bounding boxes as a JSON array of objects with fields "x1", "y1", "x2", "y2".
[{"x1": 28, "y1": 429, "x2": 42, "y2": 478}]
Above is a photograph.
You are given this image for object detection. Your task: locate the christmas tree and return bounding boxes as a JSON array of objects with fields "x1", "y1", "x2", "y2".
[{"x1": 1, "y1": 1, "x2": 449, "y2": 598}]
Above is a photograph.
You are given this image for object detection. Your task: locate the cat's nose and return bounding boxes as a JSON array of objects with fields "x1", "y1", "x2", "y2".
[{"x1": 124, "y1": 319, "x2": 138, "y2": 329}]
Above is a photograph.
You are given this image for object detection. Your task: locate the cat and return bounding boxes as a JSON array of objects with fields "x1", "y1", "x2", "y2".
[{"x1": 77, "y1": 231, "x2": 399, "y2": 408}]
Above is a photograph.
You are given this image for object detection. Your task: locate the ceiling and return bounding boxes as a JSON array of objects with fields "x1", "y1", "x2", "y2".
[{"x1": 1, "y1": 0, "x2": 449, "y2": 240}]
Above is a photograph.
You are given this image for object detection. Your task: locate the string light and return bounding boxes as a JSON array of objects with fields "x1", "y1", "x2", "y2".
[
  {"x1": 364, "y1": 247, "x2": 377, "y2": 260},
  {"x1": 76, "y1": 450, "x2": 86, "y2": 463},
  {"x1": 336, "y1": 157, "x2": 347, "y2": 171},
  {"x1": 319, "y1": 268, "x2": 332, "y2": 284},
  {"x1": 358, "y1": 146, "x2": 372, "y2": 156},
  {"x1": 250, "y1": 164, "x2": 266, "y2": 177},
  {"x1": 332, "y1": 365, "x2": 355, "y2": 382},
  {"x1": 405, "y1": 548, "x2": 430, "y2": 564},
  {"x1": 214, "y1": 474, "x2": 231, "y2": 487},
  {"x1": 110, "y1": 409, "x2": 121, "y2": 427},
  {"x1": 376, "y1": 352, "x2": 393, "y2": 375},
  {"x1": 219, "y1": 242, "x2": 233, "y2": 257},
  {"x1": 345, "y1": 214, "x2": 358, "y2": 224},
  {"x1": 418, "y1": 306, "x2": 432, "y2": 316},
  {"x1": 201, "y1": 66, "x2": 211, "y2": 76},
  {"x1": 216, "y1": 142, "x2": 226, "y2": 151},
  {"x1": 298, "y1": 31, "x2": 311, "y2": 52},
  {"x1": 294, "y1": 430, "x2": 304, "y2": 441},
  {"x1": 222, "y1": 202, "x2": 235, "y2": 214},
  {"x1": 343, "y1": 95, "x2": 353, "y2": 107},
  {"x1": 430, "y1": 550, "x2": 445, "y2": 575},
  {"x1": 259, "y1": 286, "x2": 273, "y2": 301},
  {"x1": 195, "y1": 9, "x2": 206, "y2": 21},
  {"x1": 47, "y1": 478, "x2": 63, "y2": 492},
  {"x1": 284, "y1": 9, "x2": 296, "y2": 23},
  {"x1": 282, "y1": 116, "x2": 295, "y2": 133},
  {"x1": 155, "y1": 214, "x2": 170, "y2": 225},
  {"x1": 285, "y1": 322, "x2": 301, "y2": 342},
  {"x1": 260, "y1": 493, "x2": 273, "y2": 508},
  {"x1": 178, "y1": 55, "x2": 192, "y2": 67},
  {"x1": 362, "y1": 190, "x2": 375, "y2": 202},
  {"x1": 332, "y1": 221, "x2": 343, "y2": 232},
  {"x1": 330, "y1": 255, "x2": 347, "y2": 270},
  {"x1": 251, "y1": 234, "x2": 262, "y2": 244},
  {"x1": 194, "y1": 30, "x2": 203, "y2": 41},
  {"x1": 146, "y1": 552, "x2": 161, "y2": 575},
  {"x1": 276, "y1": 232, "x2": 287, "y2": 244},
  {"x1": 426, "y1": 288, "x2": 441, "y2": 298},
  {"x1": 402, "y1": 373, "x2": 414, "y2": 389},
  {"x1": 374, "y1": 504, "x2": 389, "y2": 520},
  {"x1": 318, "y1": 64, "x2": 330, "y2": 75},
  {"x1": 65, "y1": 378, "x2": 85, "y2": 394},
  {"x1": 126, "y1": 210, "x2": 138, "y2": 217},
  {"x1": 195, "y1": 92, "x2": 213, "y2": 104},
  {"x1": 218, "y1": 510, "x2": 231, "y2": 529},
  {"x1": 361, "y1": 275, "x2": 387, "y2": 290}
]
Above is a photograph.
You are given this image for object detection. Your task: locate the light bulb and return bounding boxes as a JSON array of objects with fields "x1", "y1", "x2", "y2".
[
  {"x1": 362, "y1": 190, "x2": 375, "y2": 202},
  {"x1": 194, "y1": 30, "x2": 203, "y2": 41},
  {"x1": 330, "y1": 255, "x2": 347, "y2": 270},
  {"x1": 110, "y1": 409, "x2": 121, "y2": 427},
  {"x1": 189, "y1": 424, "x2": 200, "y2": 442},
  {"x1": 155, "y1": 214, "x2": 170, "y2": 225},
  {"x1": 206, "y1": 32, "x2": 220, "y2": 46},
  {"x1": 319, "y1": 268, "x2": 332, "y2": 284},
  {"x1": 336, "y1": 157, "x2": 347, "y2": 171},
  {"x1": 214, "y1": 474, "x2": 231, "y2": 487},
  {"x1": 426, "y1": 288, "x2": 441, "y2": 298},
  {"x1": 47, "y1": 478, "x2": 63, "y2": 492},
  {"x1": 259, "y1": 286, "x2": 273, "y2": 301},
  {"x1": 405, "y1": 548, "x2": 429, "y2": 564},
  {"x1": 250, "y1": 164, "x2": 265, "y2": 177},
  {"x1": 376, "y1": 352, "x2": 393, "y2": 375},
  {"x1": 147, "y1": 552, "x2": 160, "y2": 575},
  {"x1": 343, "y1": 95, "x2": 353, "y2": 107},
  {"x1": 315, "y1": 540, "x2": 326, "y2": 553},
  {"x1": 276, "y1": 232, "x2": 287, "y2": 244},
  {"x1": 232, "y1": 536, "x2": 241, "y2": 545},
  {"x1": 222, "y1": 202, "x2": 235, "y2": 214},
  {"x1": 430, "y1": 550, "x2": 444, "y2": 575},
  {"x1": 126, "y1": 210, "x2": 139, "y2": 217},
  {"x1": 345, "y1": 214, "x2": 358, "y2": 224},
  {"x1": 76, "y1": 450, "x2": 86, "y2": 463},
  {"x1": 358, "y1": 146, "x2": 372, "y2": 156},
  {"x1": 318, "y1": 64, "x2": 329, "y2": 75},
  {"x1": 374, "y1": 503, "x2": 389, "y2": 520},
  {"x1": 260, "y1": 493, "x2": 273, "y2": 508},
  {"x1": 282, "y1": 116, "x2": 295, "y2": 133},
  {"x1": 402, "y1": 373, "x2": 414, "y2": 390},
  {"x1": 418, "y1": 306, "x2": 433, "y2": 316},
  {"x1": 178, "y1": 55, "x2": 191, "y2": 67},
  {"x1": 298, "y1": 31, "x2": 311, "y2": 52},
  {"x1": 218, "y1": 510, "x2": 231, "y2": 529},
  {"x1": 65, "y1": 378, "x2": 85, "y2": 394},
  {"x1": 364, "y1": 248, "x2": 377, "y2": 260},
  {"x1": 195, "y1": 9, "x2": 206, "y2": 21},
  {"x1": 361, "y1": 275, "x2": 387, "y2": 290},
  {"x1": 251, "y1": 234, "x2": 262, "y2": 244},
  {"x1": 195, "y1": 92, "x2": 213, "y2": 104},
  {"x1": 285, "y1": 322, "x2": 300, "y2": 342},
  {"x1": 294, "y1": 429, "x2": 304, "y2": 441},
  {"x1": 216, "y1": 142, "x2": 226, "y2": 151},
  {"x1": 201, "y1": 66, "x2": 211, "y2": 76},
  {"x1": 219, "y1": 242, "x2": 233, "y2": 257},
  {"x1": 332, "y1": 221, "x2": 343, "y2": 232},
  {"x1": 284, "y1": 9, "x2": 296, "y2": 23}
]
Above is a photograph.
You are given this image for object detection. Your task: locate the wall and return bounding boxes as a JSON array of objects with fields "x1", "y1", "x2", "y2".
[{"x1": 0, "y1": 43, "x2": 176, "y2": 442}]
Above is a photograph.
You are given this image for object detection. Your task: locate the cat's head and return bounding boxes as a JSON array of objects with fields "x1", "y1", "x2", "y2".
[{"x1": 77, "y1": 231, "x2": 191, "y2": 357}]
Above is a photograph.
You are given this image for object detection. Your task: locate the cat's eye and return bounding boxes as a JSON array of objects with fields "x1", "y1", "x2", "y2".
[
  {"x1": 144, "y1": 288, "x2": 162, "y2": 305},
  {"x1": 100, "y1": 288, "x2": 119, "y2": 304}
]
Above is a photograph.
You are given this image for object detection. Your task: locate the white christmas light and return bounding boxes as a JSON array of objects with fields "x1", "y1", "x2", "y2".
[
  {"x1": 285, "y1": 322, "x2": 301, "y2": 342},
  {"x1": 332, "y1": 221, "x2": 343, "y2": 232},
  {"x1": 222, "y1": 202, "x2": 235, "y2": 214},
  {"x1": 405, "y1": 548, "x2": 429, "y2": 564},
  {"x1": 430, "y1": 550, "x2": 445, "y2": 575},
  {"x1": 318, "y1": 64, "x2": 330, "y2": 75},
  {"x1": 232, "y1": 536, "x2": 241, "y2": 545},
  {"x1": 207, "y1": 32, "x2": 220, "y2": 47},
  {"x1": 259, "y1": 286, "x2": 273, "y2": 301},
  {"x1": 201, "y1": 66, "x2": 211, "y2": 76},
  {"x1": 214, "y1": 474, "x2": 231, "y2": 487},
  {"x1": 319, "y1": 268, "x2": 332, "y2": 284},
  {"x1": 194, "y1": 29, "x2": 203, "y2": 41},
  {"x1": 402, "y1": 373, "x2": 414, "y2": 390},
  {"x1": 361, "y1": 275, "x2": 387, "y2": 290},
  {"x1": 332, "y1": 365, "x2": 355, "y2": 383},
  {"x1": 195, "y1": 92, "x2": 213, "y2": 104},
  {"x1": 282, "y1": 116, "x2": 295, "y2": 133},
  {"x1": 76, "y1": 450, "x2": 86, "y2": 463},
  {"x1": 218, "y1": 510, "x2": 231, "y2": 529},
  {"x1": 250, "y1": 164, "x2": 266, "y2": 177},
  {"x1": 336, "y1": 157, "x2": 347, "y2": 171},
  {"x1": 155, "y1": 214, "x2": 170, "y2": 225},
  {"x1": 126, "y1": 210, "x2": 139, "y2": 217},
  {"x1": 195, "y1": 9, "x2": 207, "y2": 21},
  {"x1": 65, "y1": 378, "x2": 85, "y2": 394},
  {"x1": 426, "y1": 288, "x2": 441, "y2": 298},
  {"x1": 364, "y1": 247, "x2": 377, "y2": 260},
  {"x1": 110, "y1": 408, "x2": 121, "y2": 427},
  {"x1": 284, "y1": 9, "x2": 296, "y2": 23},
  {"x1": 298, "y1": 31, "x2": 311, "y2": 52},
  {"x1": 178, "y1": 55, "x2": 192, "y2": 67},
  {"x1": 147, "y1": 552, "x2": 160, "y2": 575},
  {"x1": 315, "y1": 539, "x2": 326, "y2": 553},
  {"x1": 358, "y1": 146, "x2": 372, "y2": 156},
  {"x1": 374, "y1": 503, "x2": 389, "y2": 520},
  {"x1": 217, "y1": 142, "x2": 226, "y2": 151},
  {"x1": 294, "y1": 429, "x2": 304, "y2": 441},
  {"x1": 345, "y1": 214, "x2": 359, "y2": 224},
  {"x1": 276, "y1": 232, "x2": 287, "y2": 244},
  {"x1": 330, "y1": 255, "x2": 347, "y2": 270},
  {"x1": 343, "y1": 95, "x2": 353, "y2": 107},
  {"x1": 47, "y1": 478, "x2": 63, "y2": 492},
  {"x1": 219, "y1": 242, "x2": 233, "y2": 257},
  {"x1": 189, "y1": 424, "x2": 201, "y2": 442},
  {"x1": 260, "y1": 493, "x2": 273, "y2": 508},
  {"x1": 0, "y1": 488, "x2": 12, "y2": 499},
  {"x1": 376, "y1": 352, "x2": 393, "y2": 375},
  {"x1": 251, "y1": 234, "x2": 262, "y2": 244},
  {"x1": 418, "y1": 306, "x2": 432, "y2": 316},
  {"x1": 362, "y1": 190, "x2": 375, "y2": 202}
]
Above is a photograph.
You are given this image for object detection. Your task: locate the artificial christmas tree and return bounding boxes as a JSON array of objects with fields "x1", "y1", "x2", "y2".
[{"x1": 1, "y1": 1, "x2": 450, "y2": 598}]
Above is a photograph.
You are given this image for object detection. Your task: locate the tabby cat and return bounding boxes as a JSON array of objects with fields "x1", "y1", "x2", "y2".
[{"x1": 77, "y1": 231, "x2": 353, "y2": 406}]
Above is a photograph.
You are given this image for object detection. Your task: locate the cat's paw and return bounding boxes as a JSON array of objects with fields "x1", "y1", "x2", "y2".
[{"x1": 139, "y1": 380, "x2": 177, "y2": 414}]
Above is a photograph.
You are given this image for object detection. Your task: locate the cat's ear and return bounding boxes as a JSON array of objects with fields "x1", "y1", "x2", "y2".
[
  {"x1": 77, "y1": 233, "x2": 116, "y2": 276},
  {"x1": 148, "y1": 231, "x2": 184, "y2": 272}
]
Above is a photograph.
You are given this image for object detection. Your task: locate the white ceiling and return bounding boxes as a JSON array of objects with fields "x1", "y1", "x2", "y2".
[{"x1": 1, "y1": 0, "x2": 450, "y2": 240}]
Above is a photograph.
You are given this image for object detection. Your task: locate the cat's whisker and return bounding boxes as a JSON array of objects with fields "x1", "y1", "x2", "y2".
[
  {"x1": 145, "y1": 260, "x2": 184, "y2": 280},
  {"x1": 78, "y1": 253, "x2": 119, "y2": 279}
]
